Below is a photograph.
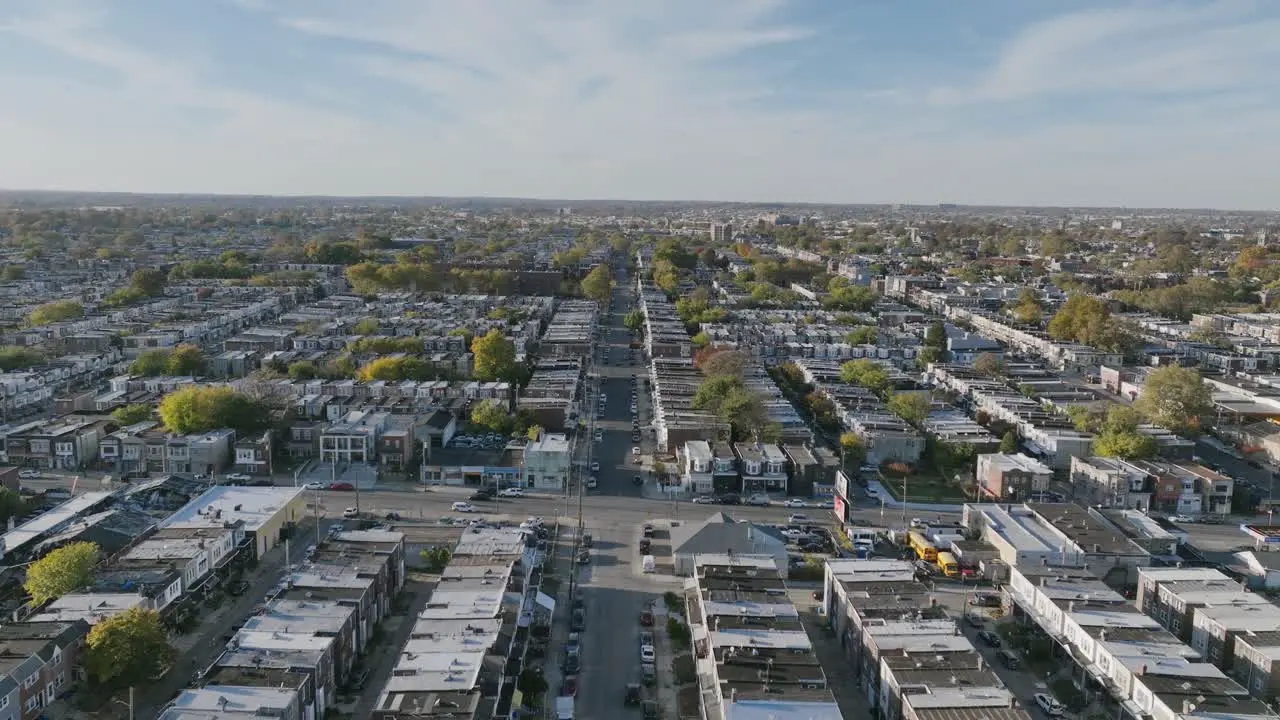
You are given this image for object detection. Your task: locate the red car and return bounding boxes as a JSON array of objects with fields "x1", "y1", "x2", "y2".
[
  {"x1": 639, "y1": 611, "x2": 654, "y2": 627},
  {"x1": 560, "y1": 679, "x2": 578, "y2": 697},
  {"x1": 328, "y1": 482, "x2": 355, "y2": 491}
]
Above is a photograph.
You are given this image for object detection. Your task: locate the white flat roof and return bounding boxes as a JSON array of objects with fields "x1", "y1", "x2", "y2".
[
  {"x1": 710, "y1": 628, "x2": 812, "y2": 650},
  {"x1": 419, "y1": 589, "x2": 504, "y2": 620},
  {"x1": 1, "y1": 491, "x2": 113, "y2": 554},
  {"x1": 172, "y1": 686, "x2": 299, "y2": 713},
  {"x1": 724, "y1": 699, "x2": 843, "y2": 720},
  {"x1": 162, "y1": 486, "x2": 303, "y2": 532}
]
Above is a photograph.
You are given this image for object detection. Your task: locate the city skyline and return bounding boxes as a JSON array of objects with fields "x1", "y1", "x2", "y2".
[{"x1": 2, "y1": 0, "x2": 1279, "y2": 209}]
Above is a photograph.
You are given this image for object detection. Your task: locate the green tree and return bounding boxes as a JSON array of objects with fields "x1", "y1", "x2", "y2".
[
  {"x1": 925, "y1": 321, "x2": 947, "y2": 348},
  {"x1": 916, "y1": 346, "x2": 943, "y2": 366},
  {"x1": 1012, "y1": 288, "x2": 1043, "y2": 324},
  {"x1": 85, "y1": 607, "x2": 176, "y2": 690},
  {"x1": 839, "y1": 432, "x2": 867, "y2": 468},
  {"x1": 470, "y1": 399, "x2": 513, "y2": 434},
  {"x1": 352, "y1": 317, "x2": 380, "y2": 335},
  {"x1": 2, "y1": 265, "x2": 26, "y2": 281},
  {"x1": 166, "y1": 344, "x2": 205, "y2": 375},
  {"x1": 624, "y1": 310, "x2": 645, "y2": 332},
  {"x1": 287, "y1": 360, "x2": 320, "y2": 380},
  {"x1": 471, "y1": 329, "x2": 517, "y2": 382},
  {"x1": 1093, "y1": 430, "x2": 1158, "y2": 460},
  {"x1": 1134, "y1": 365, "x2": 1212, "y2": 435},
  {"x1": 840, "y1": 359, "x2": 890, "y2": 395},
  {"x1": 356, "y1": 356, "x2": 434, "y2": 381},
  {"x1": 129, "y1": 268, "x2": 167, "y2": 296},
  {"x1": 887, "y1": 391, "x2": 932, "y2": 426},
  {"x1": 973, "y1": 352, "x2": 1007, "y2": 378},
  {"x1": 526, "y1": 425, "x2": 545, "y2": 441},
  {"x1": 0, "y1": 346, "x2": 43, "y2": 371},
  {"x1": 157, "y1": 386, "x2": 269, "y2": 435},
  {"x1": 581, "y1": 264, "x2": 614, "y2": 302},
  {"x1": 846, "y1": 326, "x2": 877, "y2": 345},
  {"x1": 0, "y1": 487, "x2": 28, "y2": 526},
  {"x1": 999, "y1": 430, "x2": 1018, "y2": 454},
  {"x1": 111, "y1": 404, "x2": 153, "y2": 426},
  {"x1": 27, "y1": 300, "x2": 84, "y2": 326},
  {"x1": 128, "y1": 349, "x2": 172, "y2": 376},
  {"x1": 25, "y1": 541, "x2": 99, "y2": 607}
]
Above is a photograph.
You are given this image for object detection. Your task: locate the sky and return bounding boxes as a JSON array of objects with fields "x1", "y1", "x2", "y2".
[{"x1": 1, "y1": 0, "x2": 1279, "y2": 209}]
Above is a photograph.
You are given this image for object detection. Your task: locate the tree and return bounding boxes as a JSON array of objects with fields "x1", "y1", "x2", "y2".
[
  {"x1": 470, "y1": 399, "x2": 513, "y2": 434},
  {"x1": 699, "y1": 349, "x2": 748, "y2": 379},
  {"x1": 27, "y1": 300, "x2": 84, "y2": 326},
  {"x1": 974, "y1": 352, "x2": 1007, "y2": 378},
  {"x1": 352, "y1": 318, "x2": 380, "y2": 335},
  {"x1": 887, "y1": 392, "x2": 932, "y2": 426},
  {"x1": 287, "y1": 360, "x2": 320, "y2": 380},
  {"x1": 999, "y1": 430, "x2": 1018, "y2": 454},
  {"x1": 1134, "y1": 365, "x2": 1212, "y2": 435},
  {"x1": 1012, "y1": 288, "x2": 1043, "y2": 324},
  {"x1": 129, "y1": 268, "x2": 167, "y2": 296},
  {"x1": 129, "y1": 349, "x2": 171, "y2": 376},
  {"x1": 925, "y1": 321, "x2": 947, "y2": 349},
  {"x1": 166, "y1": 344, "x2": 205, "y2": 375},
  {"x1": 839, "y1": 432, "x2": 867, "y2": 468},
  {"x1": 624, "y1": 310, "x2": 645, "y2": 332},
  {"x1": 1093, "y1": 429, "x2": 1158, "y2": 460},
  {"x1": 840, "y1": 359, "x2": 890, "y2": 395},
  {"x1": 526, "y1": 425, "x2": 544, "y2": 441},
  {"x1": 916, "y1": 346, "x2": 943, "y2": 366},
  {"x1": 846, "y1": 326, "x2": 877, "y2": 345},
  {"x1": 158, "y1": 386, "x2": 269, "y2": 435},
  {"x1": 471, "y1": 329, "x2": 517, "y2": 382},
  {"x1": 25, "y1": 541, "x2": 99, "y2": 607},
  {"x1": 85, "y1": 607, "x2": 175, "y2": 690},
  {"x1": 111, "y1": 404, "x2": 153, "y2": 426},
  {"x1": 356, "y1": 356, "x2": 434, "y2": 382},
  {"x1": 0, "y1": 488, "x2": 28, "y2": 526},
  {"x1": 581, "y1": 264, "x2": 614, "y2": 302},
  {"x1": 0, "y1": 346, "x2": 43, "y2": 371}
]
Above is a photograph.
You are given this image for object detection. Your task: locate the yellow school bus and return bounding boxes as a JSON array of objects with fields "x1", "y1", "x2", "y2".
[
  {"x1": 908, "y1": 531, "x2": 937, "y2": 561},
  {"x1": 937, "y1": 551, "x2": 960, "y2": 578}
]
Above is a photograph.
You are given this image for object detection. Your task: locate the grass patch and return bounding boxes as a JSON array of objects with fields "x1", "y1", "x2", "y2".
[{"x1": 877, "y1": 471, "x2": 971, "y2": 503}]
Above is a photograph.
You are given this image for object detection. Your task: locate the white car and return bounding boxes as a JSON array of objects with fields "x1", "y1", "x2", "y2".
[
  {"x1": 692, "y1": 496, "x2": 715, "y2": 504},
  {"x1": 498, "y1": 488, "x2": 524, "y2": 498},
  {"x1": 17, "y1": 470, "x2": 39, "y2": 479},
  {"x1": 1169, "y1": 514, "x2": 1195, "y2": 523},
  {"x1": 226, "y1": 473, "x2": 252, "y2": 482},
  {"x1": 451, "y1": 502, "x2": 475, "y2": 513},
  {"x1": 302, "y1": 482, "x2": 324, "y2": 490},
  {"x1": 1033, "y1": 694, "x2": 1064, "y2": 717},
  {"x1": 591, "y1": 462, "x2": 600, "y2": 472},
  {"x1": 632, "y1": 446, "x2": 641, "y2": 455},
  {"x1": 781, "y1": 528, "x2": 807, "y2": 539},
  {"x1": 343, "y1": 507, "x2": 359, "y2": 518},
  {"x1": 640, "y1": 645, "x2": 656, "y2": 663},
  {"x1": 787, "y1": 513, "x2": 810, "y2": 524},
  {"x1": 783, "y1": 498, "x2": 808, "y2": 508},
  {"x1": 594, "y1": 431, "x2": 603, "y2": 442},
  {"x1": 909, "y1": 518, "x2": 926, "y2": 528},
  {"x1": 812, "y1": 499, "x2": 834, "y2": 509}
]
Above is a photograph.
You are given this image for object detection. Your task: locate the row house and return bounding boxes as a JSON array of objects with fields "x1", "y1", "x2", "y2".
[
  {"x1": 120, "y1": 521, "x2": 245, "y2": 598},
  {"x1": 0, "y1": 375, "x2": 53, "y2": 418},
  {"x1": 99, "y1": 425, "x2": 234, "y2": 476},
  {"x1": 975, "y1": 453, "x2": 1052, "y2": 501},
  {"x1": 4, "y1": 419, "x2": 107, "y2": 471},
  {"x1": 0, "y1": 621, "x2": 88, "y2": 720}
]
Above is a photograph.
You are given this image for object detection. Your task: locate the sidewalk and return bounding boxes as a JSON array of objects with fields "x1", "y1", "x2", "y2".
[{"x1": 541, "y1": 523, "x2": 578, "y2": 712}]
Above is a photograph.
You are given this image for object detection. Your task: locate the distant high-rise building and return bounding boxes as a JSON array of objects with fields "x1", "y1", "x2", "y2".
[{"x1": 710, "y1": 222, "x2": 732, "y2": 244}]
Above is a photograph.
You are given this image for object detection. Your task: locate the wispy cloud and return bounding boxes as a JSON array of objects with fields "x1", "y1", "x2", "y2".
[{"x1": 930, "y1": 2, "x2": 1280, "y2": 104}]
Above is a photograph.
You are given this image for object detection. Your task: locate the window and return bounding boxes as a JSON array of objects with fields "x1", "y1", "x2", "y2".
[
  {"x1": 24, "y1": 674, "x2": 37, "y2": 689},
  {"x1": 24, "y1": 696, "x2": 38, "y2": 713},
  {"x1": 746, "y1": 462, "x2": 761, "y2": 475},
  {"x1": 0, "y1": 695, "x2": 8, "y2": 709}
]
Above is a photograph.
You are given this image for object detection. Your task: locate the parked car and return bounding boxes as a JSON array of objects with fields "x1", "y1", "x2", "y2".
[
  {"x1": 577, "y1": 549, "x2": 592, "y2": 565},
  {"x1": 642, "y1": 701, "x2": 658, "y2": 720},
  {"x1": 225, "y1": 473, "x2": 252, "y2": 483},
  {"x1": 17, "y1": 470, "x2": 38, "y2": 479},
  {"x1": 563, "y1": 648, "x2": 582, "y2": 674},
  {"x1": 499, "y1": 488, "x2": 524, "y2": 497},
  {"x1": 640, "y1": 645, "x2": 656, "y2": 663},
  {"x1": 997, "y1": 649, "x2": 1021, "y2": 670},
  {"x1": 571, "y1": 608, "x2": 586, "y2": 631},
  {"x1": 343, "y1": 507, "x2": 359, "y2": 518},
  {"x1": 302, "y1": 482, "x2": 324, "y2": 490},
  {"x1": 692, "y1": 496, "x2": 715, "y2": 504},
  {"x1": 1034, "y1": 694, "x2": 1064, "y2": 717},
  {"x1": 787, "y1": 513, "x2": 810, "y2": 524},
  {"x1": 591, "y1": 462, "x2": 600, "y2": 472},
  {"x1": 328, "y1": 482, "x2": 354, "y2": 491},
  {"x1": 976, "y1": 630, "x2": 1001, "y2": 647},
  {"x1": 633, "y1": 475, "x2": 643, "y2": 486},
  {"x1": 451, "y1": 502, "x2": 475, "y2": 513},
  {"x1": 624, "y1": 683, "x2": 641, "y2": 706},
  {"x1": 228, "y1": 580, "x2": 250, "y2": 596},
  {"x1": 964, "y1": 613, "x2": 985, "y2": 628},
  {"x1": 639, "y1": 610, "x2": 654, "y2": 626},
  {"x1": 1170, "y1": 514, "x2": 1195, "y2": 523},
  {"x1": 586, "y1": 477, "x2": 598, "y2": 489}
]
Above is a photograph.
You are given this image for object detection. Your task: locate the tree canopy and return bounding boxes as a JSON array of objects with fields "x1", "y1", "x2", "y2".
[
  {"x1": 1134, "y1": 366, "x2": 1212, "y2": 435},
  {"x1": 470, "y1": 399, "x2": 513, "y2": 434},
  {"x1": 1047, "y1": 296, "x2": 1138, "y2": 355},
  {"x1": 27, "y1": 300, "x2": 84, "y2": 326},
  {"x1": 887, "y1": 392, "x2": 932, "y2": 426},
  {"x1": 85, "y1": 607, "x2": 176, "y2": 690},
  {"x1": 471, "y1": 329, "x2": 518, "y2": 382},
  {"x1": 581, "y1": 264, "x2": 614, "y2": 302},
  {"x1": 623, "y1": 310, "x2": 645, "y2": 332},
  {"x1": 840, "y1": 359, "x2": 890, "y2": 395},
  {"x1": 111, "y1": 404, "x2": 153, "y2": 426},
  {"x1": 356, "y1": 356, "x2": 436, "y2": 382},
  {"x1": 25, "y1": 541, "x2": 99, "y2": 607},
  {"x1": 0, "y1": 488, "x2": 29, "y2": 526},
  {"x1": 973, "y1": 352, "x2": 1007, "y2": 378},
  {"x1": 158, "y1": 386, "x2": 270, "y2": 435},
  {"x1": 0, "y1": 346, "x2": 43, "y2": 371}
]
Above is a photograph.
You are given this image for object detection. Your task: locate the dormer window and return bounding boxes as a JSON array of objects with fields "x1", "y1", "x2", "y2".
[{"x1": 746, "y1": 462, "x2": 761, "y2": 475}]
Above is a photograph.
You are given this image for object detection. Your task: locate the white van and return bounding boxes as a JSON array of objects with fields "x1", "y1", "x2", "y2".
[
  {"x1": 556, "y1": 695, "x2": 574, "y2": 720},
  {"x1": 641, "y1": 555, "x2": 656, "y2": 573}
]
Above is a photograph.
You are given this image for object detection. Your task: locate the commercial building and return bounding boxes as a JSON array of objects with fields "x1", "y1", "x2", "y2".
[{"x1": 161, "y1": 486, "x2": 306, "y2": 559}]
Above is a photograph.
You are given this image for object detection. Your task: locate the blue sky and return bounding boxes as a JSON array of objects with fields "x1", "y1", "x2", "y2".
[{"x1": 1, "y1": 0, "x2": 1278, "y2": 208}]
